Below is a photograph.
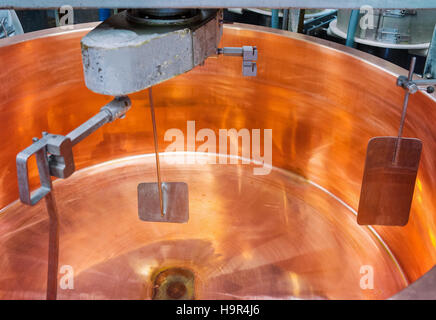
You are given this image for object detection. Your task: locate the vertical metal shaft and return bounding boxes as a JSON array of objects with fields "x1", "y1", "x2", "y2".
[
  {"x1": 282, "y1": 9, "x2": 289, "y2": 30},
  {"x1": 148, "y1": 88, "x2": 164, "y2": 217},
  {"x1": 398, "y1": 56, "x2": 416, "y2": 139},
  {"x1": 394, "y1": 56, "x2": 416, "y2": 164},
  {"x1": 45, "y1": 191, "x2": 59, "y2": 300}
]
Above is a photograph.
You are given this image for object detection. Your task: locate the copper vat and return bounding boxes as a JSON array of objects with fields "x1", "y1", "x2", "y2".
[{"x1": 0, "y1": 23, "x2": 436, "y2": 300}]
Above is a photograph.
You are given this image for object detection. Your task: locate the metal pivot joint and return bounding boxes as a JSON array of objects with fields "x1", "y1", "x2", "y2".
[
  {"x1": 397, "y1": 75, "x2": 436, "y2": 94},
  {"x1": 217, "y1": 46, "x2": 258, "y2": 76},
  {"x1": 16, "y1": 96, "x2": 131, "y2": 206}
]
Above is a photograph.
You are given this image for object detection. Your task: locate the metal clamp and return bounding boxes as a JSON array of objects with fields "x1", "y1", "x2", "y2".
[
  {"x1": 397, "y1": 75, "x2": 436, "y2": 94},
  {"x1": 217, "y1": 46, "x2": 258, "y2": 76},
  {"x1": 16, "y1": 96, "x2": 131, "y2": 206}
]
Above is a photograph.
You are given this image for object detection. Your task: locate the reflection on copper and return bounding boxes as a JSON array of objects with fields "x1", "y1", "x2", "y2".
[
  {"x1": 0, "y1": 23, "x2": 436, "y2": 299},
  {"x1": 0, "y1": 154, "x2": 407, "y2": 299}
]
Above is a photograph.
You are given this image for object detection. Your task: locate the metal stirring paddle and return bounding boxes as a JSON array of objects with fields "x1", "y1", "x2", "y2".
[
  {"x1": 357, "y1": 57, "x2": 423, "y2": 226},
  {"x1": 137, "y1": 88, "x2": 189, "y2": 223}
]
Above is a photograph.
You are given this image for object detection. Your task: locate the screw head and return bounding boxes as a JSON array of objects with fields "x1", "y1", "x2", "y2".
[{"x1": 427, "y1": 86, "x2": 435, "y2": 94}]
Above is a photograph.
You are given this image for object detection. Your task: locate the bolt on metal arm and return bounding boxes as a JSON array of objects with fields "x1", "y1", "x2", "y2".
[{"x1": 16, "y1": 96, "x2": 131, "y2": 206}]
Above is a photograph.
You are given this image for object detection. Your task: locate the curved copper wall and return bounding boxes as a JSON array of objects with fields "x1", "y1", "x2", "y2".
[{"x1": 0, "y1": 23, "x2": 435, "y2": 299}]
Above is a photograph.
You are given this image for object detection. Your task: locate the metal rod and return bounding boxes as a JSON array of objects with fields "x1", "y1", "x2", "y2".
[
  {"x1": 148, "y1": 87, "x2": 164, "y2": 217},
  {"x1": 271, "y1": 9, "x2": 279, "y2": 29},
  {"x1": 282, "y1": 9, "x2": 289, "y2": 30},
  {"x1": 45, "y1": 191, "x2": 59, "y2": 300},
  {"x1": 67, "y1": 112, "x2": 111, "y2": 146},
  {"x1": 346, "y1": 9, "x2": 360, "y2": 47},
  {"x1": 394, "y1": 56, "x2": 416, "y2": 164},
  {"x1": 398, "y1": 57, "x2": 416, "y2": 139},
  {"x1": 410, "y1": 79, "x2": 436, "y2": 86},
  {"x1": 66, "y1": 96, "x2": 131, "y2": 146}
]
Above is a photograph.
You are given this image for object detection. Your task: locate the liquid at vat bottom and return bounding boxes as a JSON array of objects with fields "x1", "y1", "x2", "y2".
[{"x1": 0, "y1": 153, "x2": 407, "y2": 299}]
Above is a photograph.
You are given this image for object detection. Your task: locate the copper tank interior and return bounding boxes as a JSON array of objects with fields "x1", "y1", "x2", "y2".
[{"x1": 0, "y1": 23, "x2": 436, "y2": 300}]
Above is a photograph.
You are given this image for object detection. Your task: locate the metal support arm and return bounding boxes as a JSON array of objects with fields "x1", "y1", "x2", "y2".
[
  {"x1": 397, "y1": 75, "x2": 436, "y2": 94},
  {"x1": 16, "y1": 96, "x2": 131, "y2": 206}
]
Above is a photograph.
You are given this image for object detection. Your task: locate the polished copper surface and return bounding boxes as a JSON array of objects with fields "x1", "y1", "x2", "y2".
[
  {"x1": 0, "y1": 155, "x2": 406, "y2": 299},
  {"x1": 1, "y1": 23, "x2": 436, "y2": 299}
]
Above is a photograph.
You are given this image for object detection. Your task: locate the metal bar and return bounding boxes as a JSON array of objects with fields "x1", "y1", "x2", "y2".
[
  {"x1": 282, "y1": 9, "x2": 289, "y2": 30},
  {"x1": 45, "y1": 191, "x2": 59, "y2": 300},
  {"x1": 66, "y1": 112, "x2": 110, "y2": 146},
  {"x1": 412, "y1": 79, "x2": 436, "y2": 86},
  {"x1": 345, "y1": 9, "x2": 360, "y2": 47},
  {"x1": 303, "y1": 10, "x2": 337, "y2": 35},
  {"x1": 297, "y1": 9, "x2": 305, "y2": 33},
  {"x1": 148, "y1": 87, "x2": 164, "y2": 217},
  {"x1": 288, "y1": 9, "x2": 304, "y2": 33},
  {"x1": 397, "y1": 57, "x2": 416, "y2": 139},
  {"x1": 393, "y1": 56, "x2": 416, "y2": 164},
  {"x1": 271, "y1": 9, "x2": 279, "y2": 29},
  {"x1": 218, "y1": 47, "x2": 243, "y2": 56},
  {"x1": 2, "y1": 0, "x2": 436, "y2": 9},
  {"x1": 66, "y1": 96, "x2": 131, "y2": 146}
]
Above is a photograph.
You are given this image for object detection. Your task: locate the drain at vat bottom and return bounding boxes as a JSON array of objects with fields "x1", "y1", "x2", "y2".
[{"x1": 152, "y1": 267, "x2": 195, "y2": 300}]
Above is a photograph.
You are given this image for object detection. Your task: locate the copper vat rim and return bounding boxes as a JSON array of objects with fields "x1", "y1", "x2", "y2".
[{"x1": 1, "y1": 20, "x2": 435, "y2": 104}]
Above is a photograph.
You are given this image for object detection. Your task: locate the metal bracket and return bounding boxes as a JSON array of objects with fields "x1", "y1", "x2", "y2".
[
  {"x1": 383, "y1": 9, "x2": 417, "y2": 18},
  {"x1": 397, "y1": 75, "x2": 436, "y2": 94},
  {"x1": 16, "y1": 96, "x2": 131, "y2": 206},
  {"x1": 377, "y1": 27, "x2": 410, "y2": 44},
  {"x1": 217, "y1": 46, "x2": 258, "y2": 76},
  {"x1": 17, "y1": 136, "x2": 54, "y2": 205}
]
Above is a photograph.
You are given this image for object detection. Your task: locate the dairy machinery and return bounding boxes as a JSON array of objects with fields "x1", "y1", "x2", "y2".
[{"x1": 0, "y1": 0, "x2": 436, "y2": 300}]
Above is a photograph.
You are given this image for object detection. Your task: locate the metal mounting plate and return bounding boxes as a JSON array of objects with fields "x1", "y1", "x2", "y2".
[
  {"x1": 357, "y1": 137, "x2": 422, "y2": 226},
  {"x1": 138, "y1": 182, "x2": 189, "y2": 223}
]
